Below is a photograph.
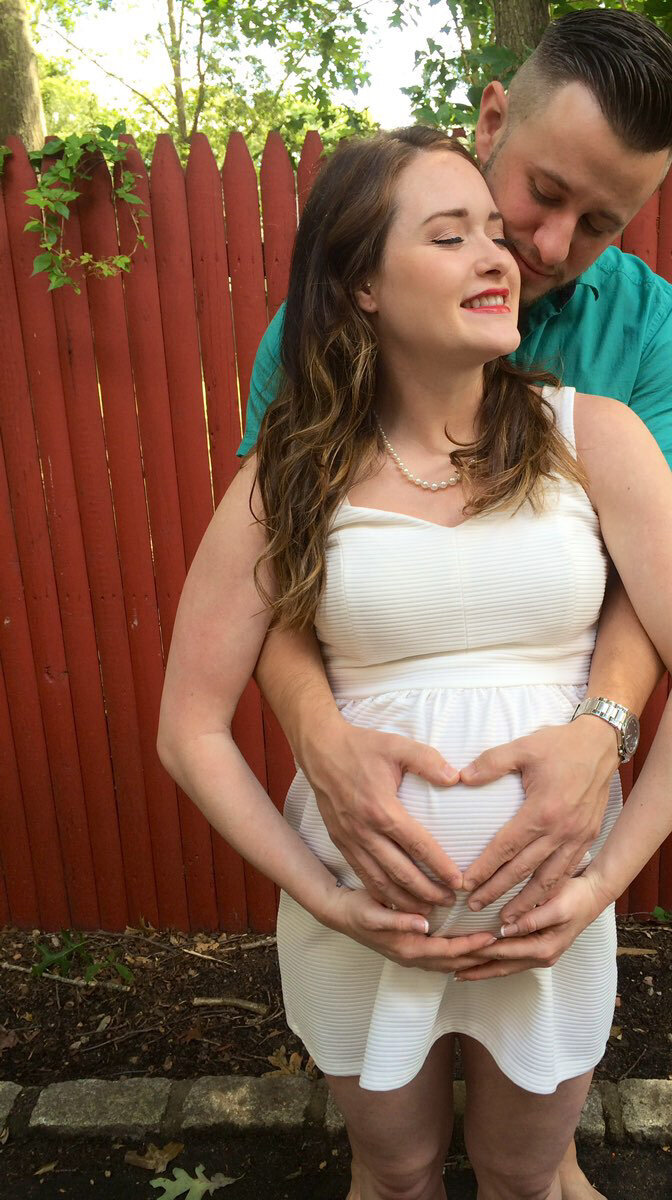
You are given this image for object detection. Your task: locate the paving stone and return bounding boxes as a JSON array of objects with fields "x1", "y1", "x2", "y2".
[
  {"x1": 182, "y1": 1074, "x2": 314, "y2": 1131},
  {"x1": 324, "y1": 1090, "x2": 345, "y2": 1135},
  {"x1": 619, "y1": 1079, "x2": 672, "y2": 1145},
  {"x1": 577, "y1": 1085, "x2": 605, "y2": 1143},
  {"x1": 0, "y1": 1082, "x2": 22, "y2": 1128},
  {"x1": 29, "y1": 1078, "x2": 171, "y2": 1138}
]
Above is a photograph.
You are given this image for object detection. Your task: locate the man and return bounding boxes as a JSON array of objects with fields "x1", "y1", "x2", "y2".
[{"x1": 238, "y1": 10, "x2": 672, "y2": 1198}]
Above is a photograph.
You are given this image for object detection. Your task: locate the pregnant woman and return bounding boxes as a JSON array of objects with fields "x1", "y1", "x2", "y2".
[{"x1": 158, "y1": 128, "x2": 672, "y2": 1199}]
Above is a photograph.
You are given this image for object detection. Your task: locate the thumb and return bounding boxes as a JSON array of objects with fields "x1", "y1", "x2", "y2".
[
  {"x1": 395, "y1": 737, "x2": 459, "y2": 786},
  {"x1": 460, "y1": 738, "x2": 527, "y2": 785}
]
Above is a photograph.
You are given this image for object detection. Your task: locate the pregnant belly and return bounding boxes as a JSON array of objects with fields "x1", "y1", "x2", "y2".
[
  {"x1": 286, "y1": 766, "x2": 532, "y2": 936},
  {"x1": 283, "y1": 683, "x2": 610, "y2": 937}
]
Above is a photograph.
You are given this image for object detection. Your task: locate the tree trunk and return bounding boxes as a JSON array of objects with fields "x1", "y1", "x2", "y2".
[
  {"x1": 0, "y1": 0, "x2": 45, "y2": 148},
  {"x1": 492, "y1": 0, "x2": 551, "y2": 56}
]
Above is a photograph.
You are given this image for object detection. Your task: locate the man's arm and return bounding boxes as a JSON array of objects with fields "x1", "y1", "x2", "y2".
[{"x1": 460, "y1": 573, "x2": 663, "y2": 914}]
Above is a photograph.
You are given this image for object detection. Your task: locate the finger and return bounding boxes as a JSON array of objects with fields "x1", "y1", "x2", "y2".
[
  {"x1": 498, "y1": 844, "x2": 585, "y2": 923},
  {"x1": 363, "y1": 903, "x2": 431, "y2": 937},
  {"x1": 499, "y1": 900, "x2": 567, "y2": 939},
  {"x1": 466, "y1": 836, "x2": 556, "y2": 910},
  {"x1": 348, "y1": 846, "x2": 436, "y2": 914},
  {"x1": 425, "y1": 931, "x2": 499, "y2": 958},
  {"x1": 383, "y1": 811, "x2": 463, "y2": 892},
  {"x1": 456, "y1": 958, "x2": 538, "y2": 981},
  {"x1": 393, "y1": 736, "x2": 460, "y2": 788},
  {"x1": 459, "y1": 738, "x2": 527, "y2": 786},
  {"x1": 355, "y1": 831, "x2": 457, "y2": 907},
  {"x1": 461, "y1": 814, "x2": 541, "y2": 894}
]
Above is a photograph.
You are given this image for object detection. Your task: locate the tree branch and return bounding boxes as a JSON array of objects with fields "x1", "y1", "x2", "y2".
[{"x1": 44, "y1": 25, "x2": 173, "y2": 126}]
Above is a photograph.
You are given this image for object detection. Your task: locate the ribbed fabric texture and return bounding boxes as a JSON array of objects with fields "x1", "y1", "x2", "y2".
[{"x1": 276, "y1": 387, "x2": 620, "y2": 1094}]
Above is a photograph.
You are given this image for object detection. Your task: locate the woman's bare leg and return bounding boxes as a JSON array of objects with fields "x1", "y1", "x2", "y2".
[
  {"x1": 558, "y1": 1138, "x2": 607, "y2": 1200},
  {"x1": 460, "y1": 1034, "x2": 596, "y2": 1200},
  {"x1": 326, "y1": 1033, "x2": 456, "y2": 1200}
]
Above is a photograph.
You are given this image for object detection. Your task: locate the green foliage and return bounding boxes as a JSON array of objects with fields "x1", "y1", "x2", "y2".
[
  {"x1": 652, "y1": 905, "x2": 672, "y2": 924},
  {"x1": 0, "y1": 119, "x2": 147, "y2": 294},
  {"x1": 403, "y1": 0, "x2": 672, "y2": 139},
  {"x1": 34, "y1": 0, "x2": 382, "y2": 163},
  {"x1": 32, "y1": 929, "x2": 135, "y2": 984}
]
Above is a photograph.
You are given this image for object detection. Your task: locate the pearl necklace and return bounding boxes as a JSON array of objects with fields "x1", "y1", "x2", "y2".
[{"x1": 375, "y1": 418, "x2": 462, "y2": 490}]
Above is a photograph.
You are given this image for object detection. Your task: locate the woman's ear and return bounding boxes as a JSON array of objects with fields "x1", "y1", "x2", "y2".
[{"x1": 355, "y1": 281, "x2": 378, "y2": 314}]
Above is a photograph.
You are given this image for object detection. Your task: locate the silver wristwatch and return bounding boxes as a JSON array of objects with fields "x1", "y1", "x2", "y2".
[{"x1": 571, "y1": 696, "x2": 640, "y2": 764}]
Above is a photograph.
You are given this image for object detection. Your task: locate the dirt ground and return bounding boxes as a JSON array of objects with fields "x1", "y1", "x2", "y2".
[
  {"x1": 0, "y1": 917, "x2": 670, "y2": 1087},
  {"x1": 1, "y1": 1131, "x2": 672, "y2": 1198}
]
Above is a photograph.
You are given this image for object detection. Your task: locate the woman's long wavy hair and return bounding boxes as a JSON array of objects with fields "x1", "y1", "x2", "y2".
[{"x1": 254, "y1": 126, "x2": 585, "y2": 629}]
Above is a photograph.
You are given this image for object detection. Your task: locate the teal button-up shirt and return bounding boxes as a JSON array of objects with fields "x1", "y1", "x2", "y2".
[{"x1": 238, "y1": 246, "x2": 672, "y2": 466}]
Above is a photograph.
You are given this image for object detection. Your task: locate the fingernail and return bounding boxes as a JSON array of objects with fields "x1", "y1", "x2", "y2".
[
  {"x1": 442, "y1": 764, "x2": 459, "y2": 783},
  {"x1": 468, "y1": 899, "x2": 482, "y2": 911},
  {"x1": 442, "y1": 893, "x2": 456, "y2": 907},
  {"x1": 461, "y1": 763, "x2": 476, "y2": 780},
  {"x1": 501, "y1": 923, "x2": 518, "y2": 937}
]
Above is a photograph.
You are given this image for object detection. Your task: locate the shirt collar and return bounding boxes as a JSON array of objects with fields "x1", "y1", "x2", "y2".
[{"x1": 521, "y1": 271, "x2": 600, "y2": 335}]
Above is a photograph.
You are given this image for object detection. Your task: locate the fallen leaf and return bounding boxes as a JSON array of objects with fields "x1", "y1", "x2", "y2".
[
  {"x1": 610, "y1": 1025, "x2": 622, "y2": 1040},
  {"x1": 0, "y1": 1027, "x2": 18, "y2": 1053},
  {"x1": 125, "y1": 1141, "x2": 183, "y2": 1173},
  {"x1": 149, "y1": 1163, "x2": 240, "y2": 1198},
  {"x1": 0, "y1": 1125, "x2": 9, "y2": 1145},
  {"x1": 96, "y1": 1015, "x2": 112, "y2": 1034},
  {"x1": 34, "y1": 1162, "x2": 57, "y2": 1177},
  {"x1": 180, "y1": 1025, "x2": 203, "y2": 1044},
  {"x1": 642, "y1": 975, "x2": 654, "y2": 986}
]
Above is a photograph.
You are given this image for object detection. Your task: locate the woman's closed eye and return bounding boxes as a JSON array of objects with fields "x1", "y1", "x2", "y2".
[{"x1": 431, "y1": 236, "x2": 514, "y2": 249}]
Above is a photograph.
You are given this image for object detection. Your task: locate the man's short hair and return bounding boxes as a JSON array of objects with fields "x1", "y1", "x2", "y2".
[{"x1": 508, "y1": 9, "x2": 672, "y2": 153}]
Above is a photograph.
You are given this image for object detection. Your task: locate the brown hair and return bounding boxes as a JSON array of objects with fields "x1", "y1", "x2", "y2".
[
  {"x1": 508, "y1": 10, "x2": 672, "y2": 154},
  {"x1": 254, "y1": 126, "x2": 584, "y2": 629}
]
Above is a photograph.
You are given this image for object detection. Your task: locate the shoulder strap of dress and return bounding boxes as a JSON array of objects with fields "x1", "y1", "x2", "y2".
[{"x1": 541, "y1": 385, "x2": 577, "y2": 455}]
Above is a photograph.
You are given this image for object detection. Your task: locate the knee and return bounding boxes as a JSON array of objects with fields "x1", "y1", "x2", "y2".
[
  {"x1": 358, "y1": 1151, "x2": 444, "y2": 1200},
  {"x1": 469, "y1": 1160, "x2": 556, "y2": 1200}
]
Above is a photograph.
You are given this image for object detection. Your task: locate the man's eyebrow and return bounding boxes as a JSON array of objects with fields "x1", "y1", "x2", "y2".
[
  {"x1": 422, "y1": 208, "x2": 503, "y2": 225},
  {"x1": 538, "y1": 169, "x2": 624, "y2": 226}
]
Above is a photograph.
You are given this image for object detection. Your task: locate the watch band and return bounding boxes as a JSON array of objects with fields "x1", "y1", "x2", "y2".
[{"x1": 571, "y1": 696, "x2": 640, "y2": 764}]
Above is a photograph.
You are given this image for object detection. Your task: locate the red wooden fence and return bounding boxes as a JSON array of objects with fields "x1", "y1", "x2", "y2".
[{"x1": 0, "y1": 130, "x2": 670, "y2": 932}]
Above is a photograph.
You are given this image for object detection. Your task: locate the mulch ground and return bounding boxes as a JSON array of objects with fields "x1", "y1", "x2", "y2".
[
  {"x1": 2, "y1": 1132, "x2": 671, "y2": 1198},
  {"x1": 0, "y1": 917, "x2": 670, "y2": 1088}
]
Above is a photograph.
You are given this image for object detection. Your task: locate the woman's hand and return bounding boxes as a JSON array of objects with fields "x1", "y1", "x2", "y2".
[
  {"x1": 323, "y1": 884, "x2": 499, "y2": 973},
  {"x1": 453, "y1": 873, "x2": 610, "y2": 982}
]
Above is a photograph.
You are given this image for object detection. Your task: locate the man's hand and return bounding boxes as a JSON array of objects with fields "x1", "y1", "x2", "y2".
[
  {"x1": 299, "y1": 715, "x2": 463, "y2": 913},
  {"x1": 460, "y1": 717, "x2": 619, "y2": 918}
]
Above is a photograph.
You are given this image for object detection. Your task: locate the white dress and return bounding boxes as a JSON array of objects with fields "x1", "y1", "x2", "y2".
[{"x1": 276, "y1": 387, "x2": 621, "y2": 1094}]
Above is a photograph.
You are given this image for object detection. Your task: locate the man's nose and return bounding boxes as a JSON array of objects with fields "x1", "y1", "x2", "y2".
[{"x1": 533, "y1": 216, "x2": 575, "y2": 267}]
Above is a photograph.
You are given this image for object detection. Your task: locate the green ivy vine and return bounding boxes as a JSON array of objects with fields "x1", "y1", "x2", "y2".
[{"x1": 0, "y1": 120, "x2": 148, "y2": 295}]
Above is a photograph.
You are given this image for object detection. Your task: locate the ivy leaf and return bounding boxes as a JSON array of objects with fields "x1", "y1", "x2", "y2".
[
  {"x1": 32, "y1": 252, "x2": 54, "y2": 275},
  {"x1": 23, "y1": 220, "x2": 44, "y2": 234}
]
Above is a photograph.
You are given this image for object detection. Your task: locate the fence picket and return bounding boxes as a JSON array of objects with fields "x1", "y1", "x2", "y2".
[
  {"x1": 150, "y1": 134, "x2": 218, "y2": 930},
  {"x1": 2, "y1": 138, "x2": 101, "y2": 929},
  {"x1": 297, "y1": 131, "x2": 324, "y2": 215},
  {"x1": 657, "y1": 172, "x2": 672, "y2": 284},
  {"x1": 186, "y1": 133, "x2": 249, "y2": 930},
  {"x1": 260, "y1": 132, "x2": 296, "y2": 319},
  {"x1": 622, "y1": 189, "x2": 659, "y2": 267}
]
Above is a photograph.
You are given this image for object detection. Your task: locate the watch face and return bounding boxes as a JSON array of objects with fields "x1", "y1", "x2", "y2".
[{"x1": 623, "y1": 715, "x2": 640, "y2": 756}]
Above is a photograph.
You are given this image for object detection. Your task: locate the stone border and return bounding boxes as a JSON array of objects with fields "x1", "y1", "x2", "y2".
[{"x1": 1, "y1": 1076, "x2": 670, "y2": 1145}]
